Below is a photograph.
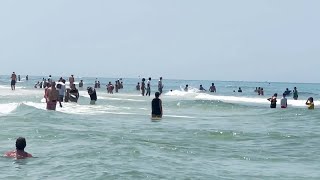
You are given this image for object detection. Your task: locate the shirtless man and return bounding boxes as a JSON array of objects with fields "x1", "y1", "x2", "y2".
[
  {"x1": 4, "y1": 137, "x2": 32, "y2": 159},
  {"x1": 209, "y1": 83, "x2": 216, "y2": 93},
  {"x1": 46, "y1": 82, "x2": 59, "y2": 110},
  {"x1": 11, "y1": 72, "x2": 17, "y2": 90},
  {"x1": 69, "y1": 75, "x2": 75, "y2": 87}
]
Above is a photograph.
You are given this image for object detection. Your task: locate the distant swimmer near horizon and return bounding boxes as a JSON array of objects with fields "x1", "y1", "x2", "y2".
[
  {"x1": 4, "y1": 137, "x2": 32, "y2": 159},
  {"x1": 152, "y1": 92, "x2": 163, "y2": 119}
]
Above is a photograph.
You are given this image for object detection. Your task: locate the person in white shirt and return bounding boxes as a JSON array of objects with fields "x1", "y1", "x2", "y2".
[
  {"x1": 281, "y1": 93, "x2": 288, "y2": 108},
  {"x1": 146, "y1": 77, "x2": 151, "y2": 96}
]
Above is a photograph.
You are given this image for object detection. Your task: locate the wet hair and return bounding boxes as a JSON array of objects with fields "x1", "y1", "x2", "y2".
[
  {"x1": 16, "y1": 137, "x2": 26, "y2": 151},
  {"x1": 155, "y1": 92, "x2": 160, "y2": 98},
  {"x1": 274, "y1": 93, "x2": 278, "y2": 97},
  {"x1": 308, "y1": 97, "x2": 314, "y2": 102}
]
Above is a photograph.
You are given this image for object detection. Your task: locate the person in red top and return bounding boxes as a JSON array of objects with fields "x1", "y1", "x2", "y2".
[{"x1": 4, "y1": 137, "x2": 33, "y2": 159}]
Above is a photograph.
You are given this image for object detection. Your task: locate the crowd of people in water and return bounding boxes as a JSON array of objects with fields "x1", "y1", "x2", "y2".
[
  {"x1": 9, "y1": 72, "x2": 316, "y2": 111},
  {"x1": 5, "y1": 73, "x2": 317, "y2": 159}
]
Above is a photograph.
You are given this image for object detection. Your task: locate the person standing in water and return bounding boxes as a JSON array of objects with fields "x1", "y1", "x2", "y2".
[
  {"x1": 141, "y1": 78, "x2": 146, "y2": 96},
  {"x1": 87, "y1": 87, "x2": 97, "y2": 105},
  {"x1": 152, "y1": 92, "x2": 163, "y2": 118},
  {"x1": 293, "y1": 87, "x2": 298, "y2": 100},
  {"x1": 281, "y1": 93, "x2": 288, "y2": 108},
  {"x1": 46, "y1": 82, "x2": 59, "y2": 110},
  {"x1": 268, "y1": 93, "x2": 278, "y2": 108},
  {"x1": 69, "y1": 75, "x2": 75, "y2": 87},
  {"x1": 11, "y1": 72, "x2": 17, "y2": 90},
  {"x1": 69, "y1": 84, "x2": 79, "y2": 103},
  {"x1": 158, "y1": 77, "x2": 164, "y2": 95},
  {"x1": 18, "y1": 75, "x2": 21, "y2": 82},
  {"x1": 136, "y1": 82, "x2": 140, "y2": 91},
  {"x1": 209, "y1": 83, "x2": 216, "y2": 93},
  {"x1": 306, "y1": 97, "x2": 314, "y2": 110},
  {"x1": 57, "y1": 80, "x2": 66, "y2": 107},
  {"x1": 4, "y1": 137, "x2": 32, "y2": 159},
  {"x1": 26, "y1": 75, "x2": 29, "y2": 81},
  {"x1": 238, "y1": 87, "x2": 242, "y2": 93},
  {"x1": 184, "y1": 84, "x2": 189, "y2": 92},
  {"x1": 146, "y1": 78, "x2": 151, "y2": 96},
  {"x1": 79, "y1": 80, "x2": 84, "y2": 88}
]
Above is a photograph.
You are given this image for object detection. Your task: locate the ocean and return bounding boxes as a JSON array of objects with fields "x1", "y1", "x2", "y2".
[{"x1": 0, "y1": 75, "x2": 319, "y2": 179}]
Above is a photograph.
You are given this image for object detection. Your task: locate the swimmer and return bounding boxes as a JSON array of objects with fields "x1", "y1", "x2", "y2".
[
  {"x1": 238, "y1": 87, "x2": 242, "y2": 93},
  {"x1": 18, "y1": 75, "x2": 21, "y2": 82},
  {"x1": 209, "y1": 83, "x2": 216, "y2": 93},
  {"x1": 281, "y1": 93, "x2": 287, "y2": 108},
  {"x1": 26, "y1": 75, "x2": 29, "y2": 81},
  {"x1": 94, "y1": 80, "x2": 98, "y2": 88},
  {"x1": 34, "y1": 81, "x2": 39, "y2": 88},
  {"x1": 152, "y1": 92, "x2": 163, "y2": 118},
  {"x1": 158, "y1": 77, "x2": 164, "y2": 95},
  {"x1": 141, "y1": 78, "x2": 146, "y2": 96},
  {"x1": 254, "y1": 87, "x2": 258, "y2": 92},
  {"x1": 184, "y1": 84, "x2": 188, "y2": 92},
  {"x1": 69, "y1": 84, "x2": 79, "y2": 103},
  {"x1": 46, "y1": 82, "x2": 59, "y2": 110},
  {"x1": 260, "y1": 88, "x2": 264, "y2": 96},
  {"x1": 69, "y1": 75, "x2": 75, "y2": 87},
  {"x1": 146, "y1": 78, "x2": 151, "y2": 96},
  {"x1": 268, "y1": 93, "x2": 278, "y2": 108},
  {"x1": 57, "y1": 80, "x2": 66, "y2": 107},
  {"x1": 284, "y1": 88, "x2": 291, "y2": 96},
  {"x1": 4, "y1": 137, "x2": 32, "y2": 159},
  {"x1": 11, "y1": 72, "x2": 17, "y2": 90},
  {"x1": 98, "y1": 81, "x2": 101, "y2": 88},
  {"x1": 136, "y1": 82, "x2": 140, "y2": 91},
  {"x1": 293, "y1": 87, "x2": 298, "y2": 100},
  {"x1": 199, "y1": 85, "x2": 206, "y2": 91},
  {"x1": 87, "y1": 87, "x2": 97, "y2": 105},
  {"x1": 79, "y1": 80, "x2": 84, "y2": 88},
  {"x1": 306, "y1": 97, "x2": 314, "y2": 110},
  {"x1": 258, "y1": 87, "x2": 261, "y2": 95}
]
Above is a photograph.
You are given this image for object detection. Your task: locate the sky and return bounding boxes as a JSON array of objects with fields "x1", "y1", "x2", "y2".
[{"x1": 0, "y1": 0, "x2": 319, "y2": 83}]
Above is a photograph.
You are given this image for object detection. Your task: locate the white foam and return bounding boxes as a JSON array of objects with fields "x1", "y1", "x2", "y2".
[
  {"x1": 195, "y1": 94, "x2": 320, "y2": 107},
  {"x1": 0, "y1": 103, "x2": 19, "y2": 115}
]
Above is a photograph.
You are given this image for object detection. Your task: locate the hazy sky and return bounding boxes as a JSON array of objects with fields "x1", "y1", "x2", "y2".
[{"x1": 0, "y1": 0, "x2": 319, "y2": 82}]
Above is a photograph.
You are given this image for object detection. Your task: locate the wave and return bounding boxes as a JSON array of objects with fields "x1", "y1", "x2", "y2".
[
  {"x1": 165, "y1": 90, "x2": 319, "y2": 108},
  {"x1": 0, "y1": 103, "x2": 19, "y2": 115}
]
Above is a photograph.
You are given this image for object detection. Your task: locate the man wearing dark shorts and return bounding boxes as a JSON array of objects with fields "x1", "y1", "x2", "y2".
[{"x1": 11, "y1": 72, "x2": 17, "y2": 90}]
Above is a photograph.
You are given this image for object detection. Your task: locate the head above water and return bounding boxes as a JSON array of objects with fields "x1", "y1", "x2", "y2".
[
  {"x1": 274, "y1": 93, "x2": 278, "y2": 97},
  {"x1": 308, "y1": 97, "x2": 314, "y2": 102},
  {"x1": 16, "y1": 137, "x2": 26, "y2": 151},
  {"x1": 155, "y1": 92, "x2": 160, "y2": 98},
  {"x1": 212, "y1": 83, "x2": 214, "y2": 86},
  {"x1": 160, "y1": 77, "x2": 162, "y2": 80},
  {"x1": 149, "y1": 77, "x2": 151, "y2": 80}
]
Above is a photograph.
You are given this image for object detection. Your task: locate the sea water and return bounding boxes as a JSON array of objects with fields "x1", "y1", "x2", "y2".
[{"x1": 0, "y1": 75, "x2": 319, "y2": 179}]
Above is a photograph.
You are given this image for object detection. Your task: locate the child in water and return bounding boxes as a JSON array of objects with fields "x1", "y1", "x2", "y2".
[{"x1": 306, "y1": 97, "x2": 314, "y2": 110}]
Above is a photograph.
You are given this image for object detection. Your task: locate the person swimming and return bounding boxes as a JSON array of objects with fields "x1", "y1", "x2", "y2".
[
  {"x1": 306, "y1": 97, "x2": 314, "y2": 110},
  {"x1": 268, "y1": 93, "x2": 278, "y2": 108},
  {"x1": 4, "y1": 137, "x2": 32, "y2": 159},
  {"x1": 284, "y1": 88, "x2": 291, "y2": 96},
  {"x1": 199, "y1": 85, "x2": 206, "y2": 91},
  {"x1": 152, "y1": 92, "x2": 163, "y2": 118}
]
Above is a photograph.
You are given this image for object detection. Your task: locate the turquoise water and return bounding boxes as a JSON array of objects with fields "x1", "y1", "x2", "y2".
[{"x1": 0, "y1": 75, "x2": 320, "y2": 179}]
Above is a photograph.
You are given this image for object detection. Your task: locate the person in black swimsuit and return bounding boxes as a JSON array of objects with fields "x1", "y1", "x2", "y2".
[
  {"x1": 267, "y1": 93, "x2": 278, "y2": 108},
  {"x1": 152, "y1": 92, "x2": 163, "y2": 118}
]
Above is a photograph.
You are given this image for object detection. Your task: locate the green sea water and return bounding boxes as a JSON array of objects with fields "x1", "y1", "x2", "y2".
[{"x1": 0, "y1": 76, "x2": 320, "y2": 179}]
